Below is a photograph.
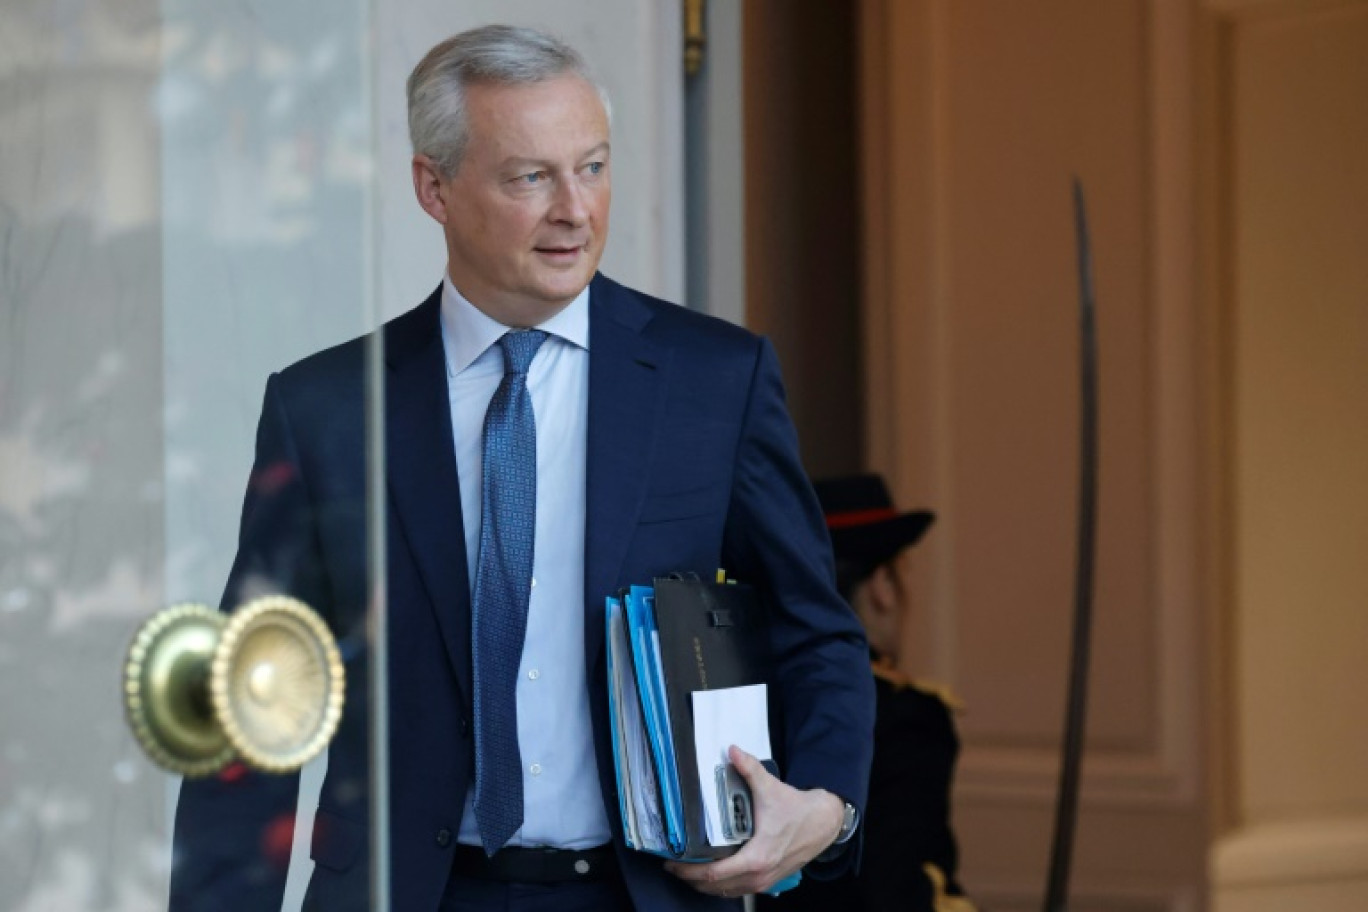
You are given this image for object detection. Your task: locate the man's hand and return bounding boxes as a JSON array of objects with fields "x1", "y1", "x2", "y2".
[{"x1": 664, "y1": 745, "x2": 845, "y2": 898}]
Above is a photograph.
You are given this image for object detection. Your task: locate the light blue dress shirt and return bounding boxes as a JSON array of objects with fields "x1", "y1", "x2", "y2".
[{"x1": 440, "y1": 277, "x2": 611, "y2": 850}]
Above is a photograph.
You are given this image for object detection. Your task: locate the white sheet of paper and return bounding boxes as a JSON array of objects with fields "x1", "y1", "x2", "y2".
[{"x1": 691, "y1": 683, "x2": 772, "y2": 846}]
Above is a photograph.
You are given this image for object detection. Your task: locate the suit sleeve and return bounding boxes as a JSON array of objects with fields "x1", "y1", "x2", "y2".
[
  {"x1": 169, "y1": 373, "x2": 323, "y2": 911},
  {"x1": 721, "y1": 337, "x2": 876, "y2": 875}
]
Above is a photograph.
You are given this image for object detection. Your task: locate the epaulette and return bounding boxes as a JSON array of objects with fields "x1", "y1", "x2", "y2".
[{"x1": 871, "y1": 658, "x2": 965, "y2": 712}]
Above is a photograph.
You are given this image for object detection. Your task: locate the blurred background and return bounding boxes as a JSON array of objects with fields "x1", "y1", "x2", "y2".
[{"x1": 2, "y1": 0, "x2": 1365, "y2": 909}]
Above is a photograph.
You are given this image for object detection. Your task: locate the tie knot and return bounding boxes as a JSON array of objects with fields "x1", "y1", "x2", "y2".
[{"x1": 498, "y1": 330, "x2": 547, "y2": 376}]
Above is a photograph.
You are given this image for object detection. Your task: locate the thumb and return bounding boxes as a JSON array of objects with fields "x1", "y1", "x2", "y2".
[{"x1": 728, "y1": 744, "x2": 773, "y2": 792}]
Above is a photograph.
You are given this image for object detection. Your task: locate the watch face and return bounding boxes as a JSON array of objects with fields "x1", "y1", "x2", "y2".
[{"x1": 839, "y1": 802, "x2": 857, "y2": 841}]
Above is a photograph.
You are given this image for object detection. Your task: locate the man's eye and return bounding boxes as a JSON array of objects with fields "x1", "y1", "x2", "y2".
[
  {"x1": 586, "y1": 162, "x2": 604, "y2": 175},
  {"x1": 522, "y1": 171, "x2": 547, "y2": 184}
]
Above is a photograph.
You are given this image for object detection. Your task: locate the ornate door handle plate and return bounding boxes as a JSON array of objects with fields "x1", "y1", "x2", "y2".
[{"x1": 123, "y1": 596, "x2": 345, "y2": 777}]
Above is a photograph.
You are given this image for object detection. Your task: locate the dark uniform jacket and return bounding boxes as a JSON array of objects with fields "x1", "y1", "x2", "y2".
[{"x1": 760, "y1": 660, "x2": 974, "y2": 912}]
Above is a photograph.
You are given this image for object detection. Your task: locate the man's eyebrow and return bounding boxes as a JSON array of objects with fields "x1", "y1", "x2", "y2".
[{"x1": 498, "y1": 143, "x2": 611, "y2": 173}]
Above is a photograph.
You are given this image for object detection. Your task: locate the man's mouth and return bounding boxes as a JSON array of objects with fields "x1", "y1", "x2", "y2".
[
  {"x1": 533, "y1": 242, "x2": 588, "y2": 263},
  {"x1": 534, "y1": 244, "x2": 587, "y2": 263}
]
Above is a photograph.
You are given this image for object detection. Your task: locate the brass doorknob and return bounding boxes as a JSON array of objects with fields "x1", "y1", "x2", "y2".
[{"x1": 123, "y1": 595, "x2": 345, "y2": 777}]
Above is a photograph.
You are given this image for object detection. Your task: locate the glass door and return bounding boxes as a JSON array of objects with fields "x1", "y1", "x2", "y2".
[{"x1": 0, "y1": 1, "x2": 384, "y2": 909}]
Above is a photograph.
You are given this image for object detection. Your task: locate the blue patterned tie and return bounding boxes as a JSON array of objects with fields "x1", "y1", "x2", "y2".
[{"x1": 471, "y1": 329, "x2": 547, "y2": 855}]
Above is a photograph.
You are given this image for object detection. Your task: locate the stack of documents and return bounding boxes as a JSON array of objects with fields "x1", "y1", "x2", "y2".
[
  {"x1": 605, "y1": 575, "x2": 795, "y2": 873},
  {"x1": 606, "y1": 584, "x2": 680, "y2": 855}
]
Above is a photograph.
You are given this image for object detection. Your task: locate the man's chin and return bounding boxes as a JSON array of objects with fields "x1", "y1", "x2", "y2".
[{"x1": 528, "y1": 269, "x2": 597, "y2": 303}]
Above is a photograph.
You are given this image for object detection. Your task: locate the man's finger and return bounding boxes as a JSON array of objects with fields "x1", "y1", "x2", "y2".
[
  {"x1": 665, "y1": 835, "x2": 778, "y2": 892},
  {"x1": 665, "y1": 844, "x2": 748, "y2": 883},
  {"x1": 727, "y1": 744, "x2": 774, "y2": 793}
]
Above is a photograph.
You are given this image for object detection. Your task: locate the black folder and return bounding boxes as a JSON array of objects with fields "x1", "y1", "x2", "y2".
[{"x1": 606, "y1": 574, "x2": 774, "y2": 861}]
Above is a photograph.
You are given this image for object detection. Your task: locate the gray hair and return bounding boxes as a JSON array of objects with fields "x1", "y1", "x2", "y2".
[{"x1": 407, "y1": 24, "x2": 611, "y2": 176}]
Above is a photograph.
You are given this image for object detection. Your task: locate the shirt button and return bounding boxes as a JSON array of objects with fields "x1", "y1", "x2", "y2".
[
  {"x1": 531, "y1": 577, "x2": 537, "y2": 589},
  {"x1": 529, "y1": 763, "x2": 542, "y2": 777},
  {"x1": 435, "y1": 828, "x2": 452, "y2": 847},
  {"x1": 527, "y1": 669, "x2": 540, "y2": 680}
]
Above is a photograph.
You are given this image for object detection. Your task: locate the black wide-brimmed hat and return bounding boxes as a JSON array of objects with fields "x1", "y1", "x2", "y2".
[{"x1": 813, "y1": 474, "x2": 935, "y2": 595}]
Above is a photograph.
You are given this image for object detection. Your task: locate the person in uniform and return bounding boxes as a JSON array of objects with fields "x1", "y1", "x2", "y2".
[{"x1": 761, "y1": 474, "x2": 976, "y2": 912}]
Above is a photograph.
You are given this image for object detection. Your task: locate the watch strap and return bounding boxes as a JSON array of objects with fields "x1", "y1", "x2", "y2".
[{"x1": 814, "y1": 799, "x2": 859, "y2": 863}]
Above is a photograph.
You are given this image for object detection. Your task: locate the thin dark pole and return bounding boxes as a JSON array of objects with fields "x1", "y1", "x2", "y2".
[{"x1": 1043, "y1": 179, "x2": 1100, "y2": 912}]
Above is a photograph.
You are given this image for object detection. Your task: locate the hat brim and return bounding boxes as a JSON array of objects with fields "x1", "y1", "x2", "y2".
[{"x1": 828, "y1": 510, "x2": 935, "y2": 586}]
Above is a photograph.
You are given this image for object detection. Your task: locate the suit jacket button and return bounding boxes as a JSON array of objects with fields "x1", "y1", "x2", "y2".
[
  {"x1": 459, "y1": 718, "x2": 469, "y2": 739},
  {"x1": 435, "y1": 828, "x2": 452, "y2": 847}
]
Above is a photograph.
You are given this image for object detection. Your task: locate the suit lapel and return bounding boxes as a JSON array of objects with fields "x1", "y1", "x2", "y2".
[
  {"x1": 383, "y1": 278, "x2": 665, "y2": 711},
  {"x1": 385, "y1": 288, "x2": 473, "y2": 713},
  {"x1": 584, "y1": 275, "x2": 668, "y2": 672}
]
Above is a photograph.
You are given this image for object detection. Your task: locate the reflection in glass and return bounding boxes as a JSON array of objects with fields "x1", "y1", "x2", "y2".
[{"x1": 0, "y1": 1, "x2": 372, "y2": 909}]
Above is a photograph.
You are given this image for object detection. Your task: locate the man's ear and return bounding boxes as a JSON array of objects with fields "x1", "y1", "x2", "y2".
[
  {"x1": 866, "y1": 563, "x2": 898, "y2": 617},
  {"x1": 412, "y1": 155, "x2": 449, "y2": 224}
]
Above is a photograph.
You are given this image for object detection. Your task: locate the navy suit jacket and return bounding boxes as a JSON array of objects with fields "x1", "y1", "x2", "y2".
[{"x1": 171, "y1": 274, "x2": 875, "y2": 911}]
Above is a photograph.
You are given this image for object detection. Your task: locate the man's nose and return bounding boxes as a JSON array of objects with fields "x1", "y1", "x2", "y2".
[{"x1": 548, "y1": 178, "x2": 588, "y2": 226}]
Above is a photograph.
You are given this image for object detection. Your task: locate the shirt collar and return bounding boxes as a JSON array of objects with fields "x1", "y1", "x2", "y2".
[{"x1": 439, "y1": 276, "x2": 591, "y2": 377}]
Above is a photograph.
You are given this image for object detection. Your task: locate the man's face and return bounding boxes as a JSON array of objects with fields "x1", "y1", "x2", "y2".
[{"x1": 418, "y1": 74, "x2": 611, "y2": 326}]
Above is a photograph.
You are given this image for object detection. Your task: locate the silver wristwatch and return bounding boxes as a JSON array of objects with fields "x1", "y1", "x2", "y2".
[
  {"x1": 833, "y1": 800, "x2": 859, "y2": 844},
  {"x1": 815, "y1": 799, "x2": 859, "y2": 862}
]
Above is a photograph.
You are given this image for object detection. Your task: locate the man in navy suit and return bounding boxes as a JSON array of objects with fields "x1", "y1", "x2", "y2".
[{"x1": 172, "y1": 25, "x2": 874, "y2": 911}]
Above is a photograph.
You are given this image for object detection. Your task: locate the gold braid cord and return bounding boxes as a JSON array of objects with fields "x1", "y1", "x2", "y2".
[{"x1": 926, "y1": 863, "x2": 979, "y2": 912}]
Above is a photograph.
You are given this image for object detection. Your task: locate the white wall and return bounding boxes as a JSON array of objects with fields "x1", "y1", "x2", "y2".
[{"x1": 685, "y1": 0, "x2": 747, "y2": 326}]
